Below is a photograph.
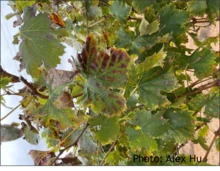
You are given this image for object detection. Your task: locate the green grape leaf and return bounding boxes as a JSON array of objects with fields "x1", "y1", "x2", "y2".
[
  {"x1": 188, "y1": 48, "x2": 216, "y2": 79},
  {"x1": 16, "y1": 1, "x2": 36, "y2": 11},
  {"x1": 187, "y1": 0, "x2": 207, "y2": 16},
  {"x1": 139, "y1": 47, "x2": 166, "y2": 70},
  {"x1": 34, "y1": 83, "x2": 74, "y2": 129},
  {"x1": 78, "y1": 34, "x2": 130, "y2": 88},
  {"x1": 159, "y1": 4, "x2": 189, "y2": 37},
  {"x1": 78, "y1": 128, "x2": 98, "y2": 156},
  {"x1": 106, "y1": 149, "x2": 120, "y2": 165},
  {"x1": 1, "y1": 124, "x2": 23, "y2": 142},
  {"x1": 61, "y1": 127, "x2": 82, "y2": 148},
  {"x1": 130, "y1": 110, "x2": 169, "y2": 137},
  {"x1": 188, "y1": 88, "x2": 219, "y2": 118},
  {"x1": 137, "y1": 67, "x2": 180, "y2": 110},
  {"x1": 198, "y1": 125, "x2": 209, "y2": 137},
  {"x1": 109, "y1": 1, "x2": 131, "y2": 22},
  {"x1": 0, "y1": 77, "x2": 11, "y2": 89},
  {"x1": 90, "y1": 115, "x2": 119, "y2": 144},
  {"x1": 131, "y1": 35, "x2": 157, "y2": 54},
  {"x1": 115, "y1": 27, "x2": 132, "y2": 48},
  {"x1": 132, "y1": 0, "x2": 156, "y2": 13},
  {"x1": 206, "y1": 0, "x2": 220, "y2": 22},
  {"x1": 163, "y1": 109, "x2": 194, "y2": 143},
  {"x1": 88, "y1": 6, "x2": 102, "y2": 19},
  {"x1": 192, "y1": 136, "x2": 209, "y2": 151},
  {"x1": 139, "y1": 18, "x2": 159, "y2": 36},
  {"x1": 125, "y1": 127, "x2": 158, "y2": 151},
  {"x1": 21, "y1": 122, "x2": 39, "y2": 145},
  {"x1": 20, "y1": 7, "x2": 65, "y2": 78}
]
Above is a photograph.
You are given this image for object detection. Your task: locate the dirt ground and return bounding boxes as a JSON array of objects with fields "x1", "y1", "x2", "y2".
[{"x1": 179, "y1": 21, "x2": 220, "y2": 165}]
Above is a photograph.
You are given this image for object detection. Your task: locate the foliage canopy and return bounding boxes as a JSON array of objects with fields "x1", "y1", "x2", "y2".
[{"x1": 1, "y1": 0, "x2": 219, "y2": 166}]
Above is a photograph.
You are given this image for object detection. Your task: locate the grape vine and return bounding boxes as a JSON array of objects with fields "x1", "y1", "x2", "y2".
[{"x1": 1, "y1": 0, "x2": 219, "y2": 166}]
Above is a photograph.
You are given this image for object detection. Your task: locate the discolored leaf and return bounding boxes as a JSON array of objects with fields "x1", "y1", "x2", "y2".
[
  {"x1": 29, "y1": 150, "x2": 56, "y2": 166},
  {"x1": 20, "y1": 7, "x2": 65, "y2": 78},
  {"x1": 90, "y1": 115, "x2": 119, "y2": 144},
  {"x1": 79, "y1": 34, "x2": 130, "y2": 88},
  {"x1": 50, "y1": 12, "x2": 66, "y2": 28},
  {"x1": 91, "y1": 91, "x2": 126, "y2": 116},
  {"x1": 109, "y1": 1, "x2": 131, "y2": 22}
]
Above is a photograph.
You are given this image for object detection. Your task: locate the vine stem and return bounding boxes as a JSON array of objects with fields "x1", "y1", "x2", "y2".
[
  {"x1": 50, "y1": 122, "x2": 89, "y2": 165},
  {"x1": 203, "y1": 128, "x2": 220, "y2": 162},
  {"x1": 0, "y1": 65, "x2": 20, "y2": 83},
  {"x1": 0, "y1": 103, "x2": 21, "y2": 121},
  {"x1": 100, "y1": 135, "x2": 122, "y2": 166},
  {"x1": 19, "y1": 76, "x2": 49, "y2": 99}
]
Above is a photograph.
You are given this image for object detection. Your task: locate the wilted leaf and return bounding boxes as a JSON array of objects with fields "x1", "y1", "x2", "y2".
[{"x1": 29, "y1": 150, "x2": 56, "y2": 165}]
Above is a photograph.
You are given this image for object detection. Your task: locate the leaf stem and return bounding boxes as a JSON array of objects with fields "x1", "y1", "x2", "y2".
[
  {"x1": 0, "y1": 103, "x2": 21, "y2": 121},
  {"x1": 89, "y1": 17, "x2": 106, "y2": 28},
  {"x1": 202, "y1": 128, "x2": 220, "y2": 162},
  {"x1": 0, "y1": 65, "x2": 20, "y2": 83},
  {"x1": 100, "y1": 135, "x2": 122, "y2": 166},
  {"x1": 50, "y1": 122, "x2": 89, "y2": 165},
  {"x1": 19, "y1": 76, "x2": 49, "y2": 99}
]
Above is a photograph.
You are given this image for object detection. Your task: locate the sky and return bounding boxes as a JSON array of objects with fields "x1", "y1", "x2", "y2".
[{"x1": 1, "y1": 1, "x2": 76, "y2": 165}]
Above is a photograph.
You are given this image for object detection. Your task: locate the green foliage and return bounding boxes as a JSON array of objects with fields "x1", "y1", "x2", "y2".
[
  {"x1": 90, "y1": 115, "x2": 119, "y2": 144},
  {"x1": 1, "y1": 124, "x2": 23, "y2": 142},
  {"x1": 19, "y1": 7, "x2": 65, "y2": 78},
  {"x1": 2, "y1": 0, "x2": 220, "y2": 166}
]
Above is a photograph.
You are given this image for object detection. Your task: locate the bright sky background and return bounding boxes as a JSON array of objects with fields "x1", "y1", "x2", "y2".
[{"x1": 1, "y1": 1, "x2": 75, "y2": 165}]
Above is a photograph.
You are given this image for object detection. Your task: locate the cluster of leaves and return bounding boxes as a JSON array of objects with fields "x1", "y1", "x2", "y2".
[{"x1": 1, "y1": 0, "x2": 219, "y2": 166}]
